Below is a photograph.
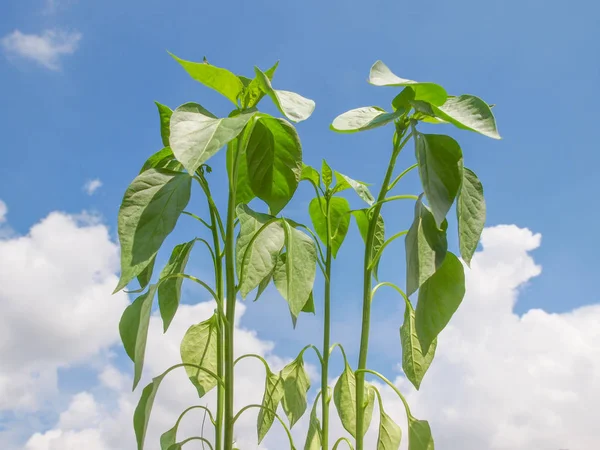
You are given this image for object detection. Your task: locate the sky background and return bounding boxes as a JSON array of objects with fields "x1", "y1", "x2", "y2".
[{"x1": 1, "y1": 0, "x2": 599, "y2": 449}]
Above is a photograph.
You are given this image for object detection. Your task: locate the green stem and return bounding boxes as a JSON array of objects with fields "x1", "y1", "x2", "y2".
[
  {"x1": 322, "y1": 196, "x2": 333, "y2": 450},
  {"x1": 355, "y1": 129, "x2": 411, "y2": 450}
]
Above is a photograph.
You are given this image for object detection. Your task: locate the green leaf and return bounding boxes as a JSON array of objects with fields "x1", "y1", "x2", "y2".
[
  {"x1": 377, "y1": 398, "x2": 402, "y2": 450},
  {"x1": 432, "y1": 94, "x2": 500, "y2": 139},
  {"x1": 457, "y1": 168, "x2": 486, "y2": 266},
  {"x1": 155, "y1": 102, "x2": 173, "y2": 147},
  {"x1": 334, "y1": 171, "x2": 375, "y2": 205},
  {"x1": 416, "y1": 133, "x2": 464, "y2": 227},
  {"x1": 273, "y1": 222, "x2": 318, "y2": 319},
  {"x1": 415, "y1": 252, "x2": 465, "y2": 354},
  {"x1": 241, "y1": 61, "x2": 279, "y2": 109},
  {"x1": 158, "y1": 239, "x2": 196, "y2": 332},
  {"x1": 119, "y1": 285, "x2": 157, "y2": 390},
  {"x1": 180, "y1": 313, "x2": 219, "y2": 397},
  {"x1": 321, "y1": 160, "x2": 333, "y2": 188},
  {"x1": 405, "y1": 197, "x2": 448, "y2": 297},
  {"x1": 227, "y1": 134, "x2": 255, "y2": 206},
  {"x1": 115, "y1": 170, "x2": 191, "y2": 292},
  {"x1": 254, "y1": 270, "x2": 273, "y2": 302},
  {"x1": 245, "y1": 115, "x2": 303, "y2": 215},
  {"x1": 301, "y1": 164, "x2": 320, "y2": 187},
  {"x1": 368, "y1": 61, "x2": 447, "y2": 106},
  {"x1": 170, "y1": 53, "x2": 244, "y2": 105},
  {"x1": 140, "y1": 147, "x2": 183, "y2": 173},
  {"x1": 281, "y1": 354, "x2": 311, "y2": 428},
  {"x1": 255, "y1": 67, "x2": 315, "y2": 122},
  {"x1": 134, "y1": 370, "x2": 168, "y2": 450},
  {"x1": 302, "y1": 291, "x2": 316, "y2": 313},
  {"x1": 352, "y1": 209, "x2": 385, "y2": 278},
  {"x1": 258, "y1": 367, "x2": 285, "y2": 443},
  {"x1": 170, "y1": 102, "x2": 255, "y2": 174},
  {"x1": 392, "y1": 87, "x2": 416, "y2": 111},
  {"x1": 236, "y1": 204, "x2": 285, "y2": 298},
  {"x1": 304, "y1": 396, "x2": 322, "y2": 450},
  {"x1": 137, "y1": 255, "x2": 156, "y2": 290},
  {"x1": 308, "y1": 197, "x2": 351, "y2": 258},
  {"x1": 330, "y1": 106, "x2": 403, "y2": 133},
  {"x1": 160, "y1": 425, "x2": 177, "y2": 450},
  {"x1": 408, "y1": 417, "x2": 434, "y2": 450},
  {"x1": 400, "y1": 302, "x2": 436, "y2": 390},
  {"x1": 333, "y1": 362, "x2": 375, "y2": 439}
]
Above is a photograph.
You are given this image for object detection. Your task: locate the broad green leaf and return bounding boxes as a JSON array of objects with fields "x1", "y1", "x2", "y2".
[
  {"x1": 308, "y1": 197, "x2": 351, "y2": 258},
  {"x1": 119, "y1": 285, "x2": 157, "y2": 390},
  {"x1": 416, "y1": 133, "x2": 464, "y2": 227},
  {"x1": 304, "y1": 396, "x2": 322, "y2": 450},
  {"x1": 334, "y1": 171, "x2": 375, "y2": 205},
  {"x1": 432, "y1": 95, "x2": 500, "y2": 139},
  {"x1": 133, "y1": 370, "x2": 168, "y2": 450},
  {"x1": 368, "y1": 61, "x2": 447, "y2": 106},
  {"x1": 392, "y1": 87, "x2": 416, "y2": 111},
  {"x1": 241, "y1": 61, "x2": 279, "y2": 109},
  {"x1": 170, "y1": 53, "x2": 244, "y2": 105},
  {"x1": 158, "y1": 239, "x2": 196, "y2": 331},
  {"x1": 457, "y1": 168, "x2": 486, "y2": 266},
  {"x1": 236, "y1": 204, "x2": 285, "y2": 298},
  {"x1": 160, "y1": 425, "x2": 177, "y2": 450},
  {"x1": 255, "y1": 67, "x2": 315, "y2": 122},
  {"x1": 400, "y1": 302, "x2": 436, "y2": 390},
  {"x1": 408, "y1": 417, "x2": 434, "y2": 450},
  {"x1": 180, "y1": 313, "x2": 219, "y2": 397},
  {"x1": 321, "y1": 160, "x2": 333, "y2": 188},
  {"x1": 334, "y1": 362, "x2": 375, "y2": 439},
  {"x1": 245, "y1": 115, "x2": 303, "y2": 215},
  {"x1": 281, "y1": 354, "x2": 311, "y2": 427},
  {"x1": 377, "y1": 399, "x2": 402, "y2": 450},
  {"x1": 258, "y1": 367, "x2": 285, "y2": 443},
  {"x1": 330, "y1": 106, "x2": 403, "y2": 133},
  {"x1": 140, "y1": 147, "x2": 183, "y2": 173},
  {"x1": 137, "y1": 255, "x2": 156, "y2": 290},
  {"x1": 415, "y1": 252, "x2": 465, "y2": 354},
  {"x1": 155, "y1": 102, "x2": 173, "y2": 146},
  {"x1": 301, "y1": 164, "x2": 320, "y2": 187},
  {"x1": 227, "y1": 133, "x2": 255, "y2": 206},
  {"x1": 170, "y1": 103, "x2": 255, "y2": 174},
  {"x1": 115, "y1": 169, "x2": 191, "y2": 292},
  {"x1": 273, "y1": 222, "x2": 317, "y2": 318},
  {"x1": 405, "y1": 198, "x2": 448, "y2": 297}
]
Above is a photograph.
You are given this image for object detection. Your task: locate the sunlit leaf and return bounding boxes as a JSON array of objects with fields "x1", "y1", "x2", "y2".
[
  {"x1": 155, "y1": 102, "x2": 173, "y2": 146},
  {"x1": 334, "y1": 171, "x2": 375, "y2": 205},
  {"x1": 400, "y1": 302, "x2": 436, "y2": 390},
  {"x1": 308, "y1": 196, "x2": 351, "y2": 258},
  {"x1": 432, "y1": 95, "x2": 500, "y2": 139},
  {"x1": 333, "y1": 362, "x2": 375, "y2": 438},
  {"x1": 281, "y1": 354, "x2": 311, "y2": 427},
  {"x1": 241, "y1": 61, "x2": 279, "y2": 109},
  {"x1": 140, "y1": 147, "x2": 183, "y2": 173},
  {"x1": 457, "y1": 168, "x2": 485, "y2": 266},
  {"x1": 322, "y1": 160, "x2": 333, "y2": 188},
  {"x1": 180, "y1": 313, "x2": 219, "y2": 397},
  {"x1": 330, "y1": 106, "x2": 403, "y2": 133},
  {"x1": 255, "y1": 67, "x2": 315, "y2": 122}
]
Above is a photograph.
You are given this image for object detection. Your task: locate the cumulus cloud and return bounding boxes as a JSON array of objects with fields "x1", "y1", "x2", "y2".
[
  {"x1": 1, "y1": 29, "x2": 81, "y2": 70},
  {"x1": 0, "y1": 200, "x2": 7, "y2": 223},
  {"x1": 83, "y1": 179, "x2": 103, "y2": 195}
]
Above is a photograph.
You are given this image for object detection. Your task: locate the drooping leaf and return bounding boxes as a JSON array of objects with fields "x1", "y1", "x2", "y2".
[
  {"x1": 300, "y1": 164, "x2": 320, "y2": 187},
  {"x1": 457, "y1": 168, "x2": 485, "y2": 266},
  {"x1": 115, "y1": 169, "x2": 192, "y2": 292},
  {"x1": 255, "y1": 67, "x2": 315, "y2": 122},
  {"x1": 416, "y1": 133, "x2": 464, "y2": 227},
  {"x1": 119, "y1": 285, "x2": 157, "y2": 390},
  {"x1": 245, "y1": 115, "x2": 303, "y2": 215},
  {"x1": 258, "y1": 367, "x2": 285, "y2": 443},
  {"x1": 400, "y1": 302, "x2": 436, "y2": 390},
  {"x1": 330, "y1": 106, "x2": 403, "y2": 133},
  {"x1": 308, "y1": 196, "x2": 351, "y2": 257},
  {"x1": 160, "y1": 424, "x2": 177, "y2": 450},
  {"x1": 137, "y1": 255, "x2": 156, "y2": 290},
  {"x1": 333, "y1": 362, "x2": 375, "y2": 438},
  {"x1": 376, "y1": 395, "x2": 402, "y2": 450},
  {"x1": 170, "y1": 102, "x2": 255, "y2": 174},
  {"x1": 368, "y1": 61, "x2": 447, "y2": 106},
  {"x1": 353, "y1": 209, "x2": 385, "y2": 272},
  {"x1": 140, "y1": 147, "x2": 183, "y2": 173},
  {"x1": 281, "y1": 354, "x2": 311, "y2": 428},
  {"x1": 133, "y1": 370, "x2": 168, "y2": 450},
  {"x1": 405, "y1": 198, "x2": 448, "y2": 297},
  {"x1": 158, "y1": 239, "x2": 196, "y2": 331},
  {"x1": 236, "y1": 204, "x2": 285, "y2": 298},
  {"x1": 407, "y1": 417, "x2": 435, "y2": 450},
  {"x1": 155, "y1": 102, "x2": 173, "y2": 146},
  {"x1": 321, "y1": 160, "x2": 333, "y2": 188},
  {"x1": 254, "y1": 270, "x2": 273, "y2": 302},
  {"x1": 241, "y1": 61, "x2": 279, "y2": 109},
  {"x1": 415, "y1": 252, "x2": 465, "y2": 354},
  {"x1": 304, "y1": 395, "x2": 322, "y2": 450},
  {"x1": 432, "y1": 94, "x2": 500, "y2": 139},
  {"x1": 170, "y1": 53, "x2": 244, "y2": 105},
  {"x1": 334, "y1": 171, "x2": 375, "y2": 205},
  {"x1": 180, "y1": 313, "x2": 219, "y2": 397}
]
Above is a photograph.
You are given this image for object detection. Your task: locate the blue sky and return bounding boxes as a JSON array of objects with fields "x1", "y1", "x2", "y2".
[{"x1": 1, "y1": 0, "x2": 599, "y2": 448}]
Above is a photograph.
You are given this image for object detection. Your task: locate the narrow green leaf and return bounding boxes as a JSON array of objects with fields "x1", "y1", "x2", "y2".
[
  {"x1": 304, "y1": 396, "x2": 322, "y2": 450},
  {"x1": 416, "y1": 134, "x2": 464, "y2": 227},
  {"x1": 255, "y1": 67, "x2": 315, "y2": 122},
  {"x1": 308, "y1": 197, "x2": 351, "y2": 258},
  {"x1": 236, "y1": 204, "x2": 285, "y2": 298},
  {"x1": 400, "y1": 302, "x2": 436, "y2": 390},
  {"x1": 115, "y1": 169, "x2": 191, "y2": 292},
  {"x1": 245, "y1": 115, "x2": 303, "y2": 215},
  {"x1": 405, "y1": 197, "x2": 448, "y2": 297},
  {"x1": 170, "y1": 53, "x2": 244, "y2": 105},
  {"x1": 377, "y1": 399, "x2": 402, "y2": 450},
  {"x1": 241, "y1": 61, "x2": 279, "y2": 109},
  {"x1": 333, "y1": 363, "x2": 375, "y2": 438},
  {"x1": 170, "y1": 102, "x2": 255, "y2": 174},
  {"x1": 415, "y1": 252, "x2": 465, "y2": 354},
  {"x1": 180, "y1": 313, "x2": 219, "y2": 397},
  {"x1": 368, "y1": 61, "x2": 447, "y2": 106},
  {"x1": 158, "y1": 239, "x2": 196, "y2": 331},
  {"x1": 432, "y1": 94, "x2": 500, "y2": 139},
  {"x1": 321, "y1": 160, "x2": 333, "y2": 188},
  {"x1": 330, "y1": 106, "x2": 403, "y2": 133},
  {"x1": 155, "y1": 102, "x2": 173, "y2": 147},
  {"x1": 258, "y1": 368, "x2": 285, "y2": 443},
  {"x1": 254, "y1": 270, "x2": 273, "y2": 302},
  {"x1": 137, "y1": 255, "x2": 156, "y2": 290},
  {"x1": 408, "y1": 417, "x2": 434, "y2": 450},
  {"x1": 133, "y1": 370, "x2": 167, "y2": 450},
  {"x1": 457, "y1": 168, "x2": 486, "y2": 266},
  {"x1": 140, "y1": 147, "x2": 183, "y2": 173},
  {"x1": 352, "y1": 209, "x2": 385, "y2": 277},
  {"x1": 281, "y1": 354, "x2": 311, "y2": 428},
  {"x1": 119, "y1": 285, "x2": 157, "y2": 390},
  {"x1": 334, "y1": 171, "x2": 375, "y2": 205},
  {"x1": 301, "y1": 164, "x2": 320, "y2": 187}
]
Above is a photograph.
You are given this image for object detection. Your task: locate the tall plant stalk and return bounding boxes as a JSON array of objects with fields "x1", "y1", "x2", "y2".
[{"x1": 321, "y1": 198, "x2": 333, "y2": 450}]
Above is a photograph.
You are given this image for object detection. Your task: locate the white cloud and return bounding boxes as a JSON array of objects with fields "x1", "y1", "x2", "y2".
[
  {"x1": 83, "y1": 179, "x2": 103, "y2": 195},
  {"x1": 1, "y1": 29, "x2": 81, "y2": 70},
  {"x1": 0, "y1": 199, "x2": 7, "y2": 223}
]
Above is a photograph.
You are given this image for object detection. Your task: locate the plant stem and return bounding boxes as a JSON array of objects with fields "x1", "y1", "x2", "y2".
[
  {"x1": 355, "y1": 129, "x2": 410, "y2": 450},
  {"x1": 321, "y1": 196, "x2": 333, "y2": 450}
]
